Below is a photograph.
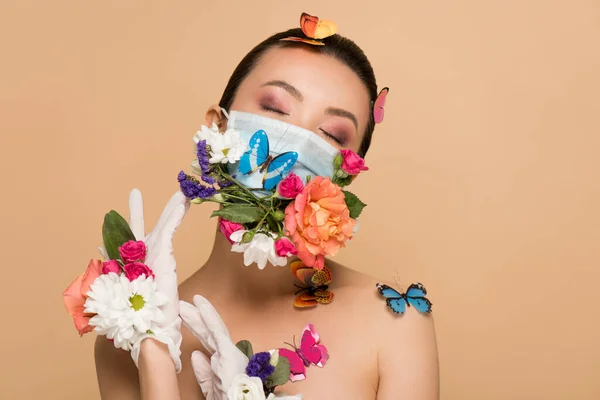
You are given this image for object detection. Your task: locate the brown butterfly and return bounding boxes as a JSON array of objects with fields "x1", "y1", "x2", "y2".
[
  {"x1": 291, "y1": 260, "x2": 334, "y2": 308},
  {"x1": 280, "y1": 12, "x2": 338, "y2": 46}
]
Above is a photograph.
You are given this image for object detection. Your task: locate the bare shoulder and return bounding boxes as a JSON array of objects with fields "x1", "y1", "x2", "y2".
[{"x1": 328, "y1": 261, "x2": 439, "y2": 399}]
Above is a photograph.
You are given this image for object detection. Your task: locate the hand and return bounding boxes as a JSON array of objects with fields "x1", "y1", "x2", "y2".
[
  {"x1": 180, "y1": 295, "x2": 303, "y2": 400},
  {"x1": 179, "y1": 295, "x2": 248, "y2": 400},
  {"x1": 101, "y1": 189, "x2": 190, "y2": 372}
]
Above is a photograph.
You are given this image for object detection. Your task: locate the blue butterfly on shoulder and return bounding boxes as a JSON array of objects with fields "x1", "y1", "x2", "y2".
[
  {"x1": 238, "y1": 130, "x2": 298, "y2": 191},
  {"x1": 376, "y1": 282, "x2": 433, "y2": 314}
]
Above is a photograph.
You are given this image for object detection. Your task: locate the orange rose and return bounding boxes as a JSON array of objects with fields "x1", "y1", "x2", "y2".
[
  {"x1": 284, "y1": 176, "x2": 355, "y2": 270},
  {"x1": 63, "y1": 259, "x2": 102, "y2": 336}
]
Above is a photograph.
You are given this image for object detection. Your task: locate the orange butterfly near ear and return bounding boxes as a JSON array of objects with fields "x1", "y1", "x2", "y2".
[
  {"x1": 280, "y1": 12, "x2": 338, "y2": 46},
  {"x1": 291, "y1": 260, "x2": 335, "y2": 308}
]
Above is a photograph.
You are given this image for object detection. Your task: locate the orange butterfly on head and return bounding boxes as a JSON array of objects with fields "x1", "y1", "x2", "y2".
[
  {"x1": 291, "y1": 260, "x2": 335, "y2": 308},
  {"x1": 280, "y1": 12, "x2": 338, "y2": 46}
]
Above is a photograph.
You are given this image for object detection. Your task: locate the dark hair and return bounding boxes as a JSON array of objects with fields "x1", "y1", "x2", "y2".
[{"x1": 218, "y1": 28, "x2": 378, "y2": 157}]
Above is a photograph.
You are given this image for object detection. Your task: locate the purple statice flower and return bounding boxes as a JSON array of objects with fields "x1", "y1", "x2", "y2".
[
  {"x1": 196, "y1": 140, "x2": 215, "y2": 184},
  {"x1": 246, "y1": 351, "x2": 275, "y2": 383},
  {"x1": 218, "y1": 174, "x2": 237, "y2": 189},
  {"x1": 178, "y1": 170, "x2": 217, "y2": 200}
]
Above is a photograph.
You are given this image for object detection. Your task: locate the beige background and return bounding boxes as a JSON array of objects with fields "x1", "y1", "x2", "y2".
[{"x1": 1, "y1": 0, "x2": 599, "y2": 399}]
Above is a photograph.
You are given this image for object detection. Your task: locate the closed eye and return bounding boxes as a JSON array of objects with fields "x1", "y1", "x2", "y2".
[
  {"x1": 319, "y1": 128, "x2": 344, "y2": 146},
  {"x1": 260, "y1": 104, "x2": 289, "y2": 116}
]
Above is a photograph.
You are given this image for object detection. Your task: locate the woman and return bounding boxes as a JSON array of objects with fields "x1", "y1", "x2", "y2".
[{"x1": 91, "y1": 19, "x2": 439, "y2": 400}]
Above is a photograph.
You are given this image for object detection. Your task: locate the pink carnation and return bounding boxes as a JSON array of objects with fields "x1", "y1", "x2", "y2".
[
  {"x1": 123, "y1": 262, "x2": 154, "y2": 281},
  {"x1": 341, "y1": 150, "x2": 368, "y2": 175},
  {"x1": 275, "y1": 237, "x2": 298, "y2": 257},
  {"x1": 102, "y1": 259, "x2": 121, "y2": 274},
  {"x1": 278, "y1": 172, "x2": 304, "y2": 198},
  {"x1": 118, "y1": 240, "x2": 147, "y2": 263},
  {"x1": 219, "y1": 218, "x2": 244, "y2": 244}
]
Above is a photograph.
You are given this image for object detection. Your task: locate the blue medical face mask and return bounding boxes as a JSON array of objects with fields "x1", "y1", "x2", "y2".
[{"x1": 224, "y1": 110, "x2": 339, "y2": 194}]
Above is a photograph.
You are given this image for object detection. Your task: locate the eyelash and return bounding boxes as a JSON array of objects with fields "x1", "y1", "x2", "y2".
[
  {"x1": 320, "y1": 128, "x2": 344, "y2": 146},
  {"x1": 260, "y1": 105, "x2": 288, "y2": 116}
]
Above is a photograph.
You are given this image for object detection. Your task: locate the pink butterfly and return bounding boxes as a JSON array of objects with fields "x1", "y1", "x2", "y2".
[
  {"x1": 373, "y1": 87, "x2": 389, "y2": 124},
  {"x1": 278, "y1": 324, "x2": 329, "y2": 382}
]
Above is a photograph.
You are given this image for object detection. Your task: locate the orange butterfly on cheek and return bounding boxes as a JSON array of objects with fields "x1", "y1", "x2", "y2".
[
  {"x1": 280, "y1": 12, "x2": 338, "y2": 46},
  {"x1": 291, "y1": 260, "x2": 335, "y2": 308}
]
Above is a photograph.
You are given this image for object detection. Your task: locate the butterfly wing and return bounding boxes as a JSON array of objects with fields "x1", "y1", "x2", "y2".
[
  {"x1": 294, "y1": 292, "x2": 318, "y2": 308},
  {"x1": 406, "y1": 282, "x2": 432, "y2": 313},
  {"x1": 299, "y1": 324, "x2": 328, "y2": 367},
  {"x1": 263, "y1": 151, "x2": 298, "y2": 190},
  {"x1": 278, "y1": 348, "x2": 307, "y2": 382},
  {"x1": 376, "y1": 283, "x2": 407, "y2": 314},
  {"x1": 300, "y1": 12, "x2": 338, "y2": 39},
  {"x1": 373, "y1": 87, "x2": 389, "y2": 124},
  {"x1": 376, "y1": 283, "x2": 403, "y2": 298},
  {"x1": 311, "y1": 267, "x2": 332, "y2": 286},
  {"x1": 279, "y1": 37, "x2": 325, "y2": 46},
  {"x1": 314, "y1": 289, "x2": 334, "y2": 305},
  {"x1": 291, "y1": 260, "x2": 314, "y2": 286},
  {"x1": 386, "y1": 298, "x2": 408, "y2": 314},
  {"x1": 238, "y1": 130, "x2": 269, "y2": 175}
]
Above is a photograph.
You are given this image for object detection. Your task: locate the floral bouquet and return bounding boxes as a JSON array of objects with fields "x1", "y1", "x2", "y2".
[
  {"x1": 177, "y1": 123, "x2": 368, "y2": 270},
  {"x1": 63, "y1": 192, "x2": 186, "y2": 371}
]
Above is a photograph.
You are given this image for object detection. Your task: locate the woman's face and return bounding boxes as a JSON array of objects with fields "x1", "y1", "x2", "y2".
[{"x1": 228, "y1": 46, "x2": 371, "y2": 152}]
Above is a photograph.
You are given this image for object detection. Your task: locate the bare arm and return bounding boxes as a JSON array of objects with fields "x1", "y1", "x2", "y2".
[
  {"x1": 138, "y1": 339, "x2": 181, "y2": 400},
  {"x1": 376, "y1": 310, "x2": 440, "y2": 399},
  {"x1": 95, "y1": 336, "x2": 181, "y2": 400}
]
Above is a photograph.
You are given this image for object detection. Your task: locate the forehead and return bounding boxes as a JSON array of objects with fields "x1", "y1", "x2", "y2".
[{"x1": 237, "y1": 46, "x2": 371, "y2": 132}]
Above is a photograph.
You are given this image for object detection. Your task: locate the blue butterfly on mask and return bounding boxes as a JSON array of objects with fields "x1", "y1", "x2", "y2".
[
  {"x1": 238, "y1": 130, "x2": 298, "y2": 191},
  {"x1": 376, "y1": 282, "x2": 433, "y2": 314}
]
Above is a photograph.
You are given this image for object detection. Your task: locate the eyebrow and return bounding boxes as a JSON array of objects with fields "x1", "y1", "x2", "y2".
[
  {"x1": 261, "y1": 80, "x2": 358, "y2": 130},
  {"x1": 261, "y1": 80, "x2": 304, "y2": 102},
  {"x1": 325, "y1": 107, "x2": 358, "y2": 130}
]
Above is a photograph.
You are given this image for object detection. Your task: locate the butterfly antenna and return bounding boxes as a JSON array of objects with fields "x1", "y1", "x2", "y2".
[
  {"x1": 271, "y1": 123, "x2": 292, "y2": 154},
  {"x1": 393, "y1": 270, "x2": 404, "y2": 291}
]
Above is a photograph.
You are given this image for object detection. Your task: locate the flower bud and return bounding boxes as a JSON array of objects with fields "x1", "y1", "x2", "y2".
[
  {"x1": 242, "y1": 231, "x2": 255, "y2": 243},
  {"x1": 272, "y1": 210, "x2": 285, "y2": 221}
]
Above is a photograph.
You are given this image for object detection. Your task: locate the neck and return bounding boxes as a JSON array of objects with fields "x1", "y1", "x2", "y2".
[{"x1": 197, "y1": 233, "x2": 297, "y2": 303}]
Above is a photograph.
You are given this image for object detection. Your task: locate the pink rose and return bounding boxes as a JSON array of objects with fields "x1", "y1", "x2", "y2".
[
  {"x1": 341, "y1": 150, "x2": 369, "y2": 175},
  {"x1": 275, "y1": 237, "x2": 298, "y2": 257},
  {"x1": 118, "y1": 240, "x2": 147, "y2": 263},
  {"x1": 219, "y1": 217, "x2": 244, "y2": 244},
  {"x1": 102, "y1": 259, "x2": 121, "y2": 274},
  {"x1": 123, "y1": 262, "x2": 154, "y2": 281},
  {"x1": 63, "y1": 259, "x2": 103, "y2": 336},
  {"x1": 278, "y1": 172, "x2": 304, "y2": 198}
]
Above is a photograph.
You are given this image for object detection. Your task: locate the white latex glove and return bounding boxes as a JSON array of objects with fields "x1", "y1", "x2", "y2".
[
  {"x1": 179, "y1": 295, "x2": 303, "y2": 400},
  {"x1": 100, "y1": 189, "x2": 190, "y2": 372}
]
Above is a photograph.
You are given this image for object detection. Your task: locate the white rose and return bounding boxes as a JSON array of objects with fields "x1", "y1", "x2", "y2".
[{"x1": 227, "y1": 373, "x2": 266, "y2": 400}]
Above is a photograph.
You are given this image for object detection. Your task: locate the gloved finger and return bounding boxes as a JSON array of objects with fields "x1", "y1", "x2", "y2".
[
  {"x1": 192, "y1": 295, "x2": 232, "y2": 342},
  {"x1": 146, "y1": 191, "x2": 188, "y2": 250},
  {"x1": 148, "y1": 203, "x2": 188, "y2": 322},
  {"x1": 191, "y1": 350, "x2": 216, "y2": 400},
  {"x1": 98, "y1": 246, "x2": 109, "y2": 260},
  {"x1": 128, "y1": 189, "x2": 145, "y2": 240},
  {"x1": 180, "y1": 300, "x2": 218, "y2": 354}
]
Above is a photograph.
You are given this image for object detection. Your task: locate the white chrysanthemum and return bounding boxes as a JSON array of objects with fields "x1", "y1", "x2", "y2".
[
  {"x1": 193, "y1": 122, "x2": 220, "y2": 144},
  {"x1": 230, "y1": 231, "x2": 287, "y2": 270},
  {"x1": 207, "y1": 128, "x2": 247, "y2": 164},
  {"x1": 84, "y1": 273, "x2": 168, "y2": 351}
]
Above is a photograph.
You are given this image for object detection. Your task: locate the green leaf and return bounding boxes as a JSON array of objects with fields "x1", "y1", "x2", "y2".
[
  {"x1": 267, "y1": 356, "x2": 291, "y2": 388},
  {"x1": 211, "y1": 205, "x2": 265, "y2": 224},
  {"x1": 102, "y1": 210, "x2": 136, "y2": 260},
  {"x1": 235, "y1": 340, "x2": 253, "y2": 360},
  {"x1": 343, "y1": 191, "x2": 367, "y2": 219}
]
